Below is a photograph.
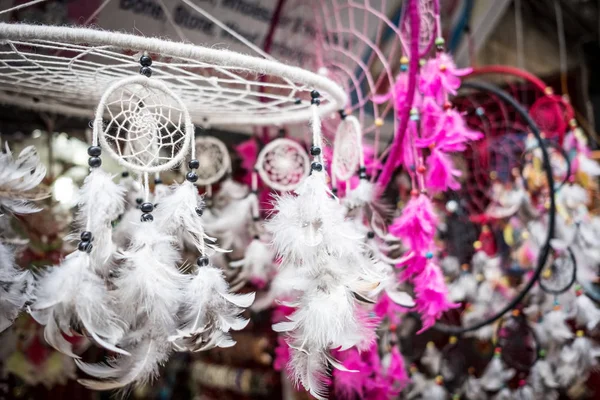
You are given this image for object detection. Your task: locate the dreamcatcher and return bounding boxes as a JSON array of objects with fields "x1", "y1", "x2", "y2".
[{"x1": 0, "y1": 14, "x2": 347, "y2": 393}]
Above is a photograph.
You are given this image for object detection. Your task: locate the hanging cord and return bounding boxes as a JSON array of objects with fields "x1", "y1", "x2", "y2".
[
  {"x1": 554, "y1": 0, "x2": 569, "y2": 96},
  {"x1": 0, "y1": 0, "x2": 48, "y2": 15},
  {"x1": 514, "y1": 0, "x2": 525, "y2": 71},
  {"x1": 180, "y1": 0, "x2": 276, "y2": 61},
  {"x1": 434, "y1": 81, "x2": 556, "y2": 334}
]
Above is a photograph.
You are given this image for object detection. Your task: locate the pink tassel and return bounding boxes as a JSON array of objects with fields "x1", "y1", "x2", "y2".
[
  {"x1": 387, "y1": 346, "x2": 409, "y2": 390},
  {"x1": 426, "y1": 149, "x2": 462, "y2": 192},
  {"x1": 420, "y1": 53, "x2": 472, "y2": 103},
  {"x1": 334, "y1": 349, "x2": 370, "y2": 400},
  {"x1": 389, "y1": 194, "x2": 438, "y2": 251},
  {"x1": 417, "y1": 110, "x2": 483, "y2": 152},
  {"x1": 413, "y1": 261, "x2": 458, "y2": 333},
  {"x1": 374, "y1": 293, "x2": 409, "y2": 325}
]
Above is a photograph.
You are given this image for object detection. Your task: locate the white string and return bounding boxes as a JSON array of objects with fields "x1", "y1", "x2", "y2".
[
  {"x1": 0, "y1": 0, "x2": 48, "y2": 16},
  {"x1": 514, "y1": 0, "x2": 525, "y2": 70},
  {"x1": 179, "y1": 0, "x2": 276, "y2": 61},
  {"x1": 82, "y1": 0, "x2": 114, "y2": 27},
  {"x1": 157, "y1": 0, "x2": 189, "y2": 43},
  {"x1": 311, "y1": 103, "x2": 324, "y2": 166},
  {"x1": 0, "y1": 23, "x2": 347, "y2": 127},
  {"x1": 554, "y1": 0, "x2": 567, "y2": 81},
  {"x1": 143, "y1": 172, "x2": 150, "y2": 202}
]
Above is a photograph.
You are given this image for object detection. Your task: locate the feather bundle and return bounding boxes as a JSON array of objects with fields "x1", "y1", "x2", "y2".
[
  {"x1": 170, "y1": 265, "x2": 254, "y2": 352},
  {"x1": 0, "y1": 242, "x2": 34, "y2": 332},
  {"x1": 79, "y1": 224, "x2": 186, "y2": 389},
  {"x1": 480, "y1": 356, "x2": 515, "y2": 391},
  {"x1": 0, "y1": 144, "x2": 47, "y2": 214},
  {"x1": 267, "y1": 172, "x2": 381, "y2": 398},
  {"x1": 29, "y1": 252, "x2": 127, "y2": 356},
  {"x1": 76, "y1": 168, "x2": 126, "y2": 275},
  {"x1": 229, "y1": 238, "x2": 274, "y2": 288}
]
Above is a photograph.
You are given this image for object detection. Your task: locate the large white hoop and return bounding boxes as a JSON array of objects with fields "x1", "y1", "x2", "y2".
[
  {"x1": 0, "y1": 23, "x2": 347, "y2": 127},
  {"x1": 93, "y1": 76, "x2": 193, "y2": 174}
]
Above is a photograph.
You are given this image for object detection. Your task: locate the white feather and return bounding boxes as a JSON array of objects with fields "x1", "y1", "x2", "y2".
[
  {"x1": 112, "y1": 225, "x2": 186, "y2": 333},
  {"x1": 530, "y1": 358, "x2": 558, "y2": 391},
  {"x1": 289, "y1": 350, "x2": 329, "y2": 400},
  {"x1": 170, "y1": 266, "x2": 254, "y2": 352},
  {"x1": 76, "y1": 168, "x2": 126, "y2": 274},
  {"x1": 30, "y1": 251, "x2": 126, "y2": 354},
  {"x1": 575, "y1": 294, "x2": 600, "y2": 330},
  {"x1": 0, "y1": 144, "x2": 46, "y2": 214},
  {"x1": 421, "y1": 342, "x2": 442, "y2": 375},
  {"x1": 153, "y1": 181, "x2": 215, "y2": 254},
  {"x1": 542, "y1": 309, "x2": 573, "y2": 344},
  {"x1": 480, "y1": 357, "x2": 515, "y2": 391},
  {"x1": 420, "y1": 381, "x2": 448, "y2": 400},
  {"x1": 229, "y1": 238, "x2": 274, "y2": 284},
  {"x1": 78, "y1": 339, "x2": 170, "y2": 390},
  {"x1": 0, "y1": 241, "x2": 34, "y2": 332}
]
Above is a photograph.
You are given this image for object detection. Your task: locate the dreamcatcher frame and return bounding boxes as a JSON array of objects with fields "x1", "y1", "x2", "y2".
[{"x1": 0, "y1": 23, "x2": 347, "y2": 127}]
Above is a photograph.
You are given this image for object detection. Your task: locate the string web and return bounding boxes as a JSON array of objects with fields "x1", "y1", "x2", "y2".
[
  {"x1": 194, "y1": 136, "x2": 231, "y2": 186},
  {"x1": 332, "y1": 116, "x2": 361, "y2": 181},
  {"x1": 0, "y1": 23, "x2": 346, "y2": 127},
  {"x1": 268, "y1": 0, "x2": 409, "y2": 156},
  {"x1": 95, "y1": 76, "x2": 192, "y2": 173},
  {"x1": 255, "y1": 138, "x2": 310, "y2": 192}
]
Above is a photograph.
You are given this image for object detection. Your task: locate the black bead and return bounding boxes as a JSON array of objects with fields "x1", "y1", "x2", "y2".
[
  {"x1": 294, "y1": 97, "x2": 301, "y2": 105},
  {"x1": 140, "y1": 66, "x2": 152, "y2": 77},
  {"x1": 253, "y1": 216, "x2": 260, "y2": 222},
  {"x1": 78, "y1": 241, "x2": 88, "y2": 252},
  {"x1": 367, "y1": 231, "x2": 375, "y2": 239},
  {"x1": 358, "y1": 166, "x2": 366, "y2": 173},
  {"x1": 88, "y1": 157, "x2": 102, "y2": 168},
  {"x1": 310, "y1": 90, "x2": 320, "y2": 99},
  {"x1": 141, "y1": 202, "x2": 154, "y2": 213},
  {"x1": 338, "y1": 109, "x2": 347, "y2": 119},
  {"x1": 195, "y1": 207, "x2": 204, "y2": 216},
  {"x1": 87, "y1": 146, "x2": 101, "y2": 156},
  {"x1": 311, "y1": 162, "x2": 323, "y2": 172},
  {"x1": 139, "y1": 54, "x2": 152, "y2": 67},
  {"x1": 188, "y1": 159, "x2": 200, "y2": 169},
  {"x1": 197, "y1": 256, "x2": 209, "y2": 267},
  {"x1": 80, "y1": 231, "x2": 92, "y2": 242},
  {"x1": 136, "y1": 198, "x2": 143, "y2": 205},
  {"x1": 186, "y1": 172, "x2": 198, "y2": 183},
  {"x1": 141, "y1": 213, "x2": 154, "y2": 222},
  {"x1": 154, "y1": 178, "x2": 163, "y2": 184},
  {"x1": 332, "y1": 187, "x2": 338, "y2": 194},
  {"x1": 310, "y1": 146, "x2": 321, "y2": 156},
  {"x1": 84, "y1": 242, "x2": 93, "y2": 253},
  {"x1": 311, "y1": 98, "x2": 321, "y2": 105},
  {"x1": 121, "y1": 171, "x2": 130, "y2": 177}
]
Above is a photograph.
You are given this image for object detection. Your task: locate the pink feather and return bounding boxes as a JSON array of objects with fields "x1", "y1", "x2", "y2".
[
  {"x1": 426, "y1": 149, "x2": 462, "y2": 192},
  {"x1": 420, "y1": 53, "x2": 472, "y2": 103},
  {"x1": 389, "y1": 195, "x2": 438, "y2": 251},
  {"x1": 413, "y1": 261, "x2": 459, "y2": 333}
]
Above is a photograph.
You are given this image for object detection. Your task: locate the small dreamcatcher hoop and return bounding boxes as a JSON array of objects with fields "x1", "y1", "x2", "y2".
[
  {"x1": 93, "y1": 76, "x2": 193, "y2": 174},
  {"x1": 401, "y1": 0, "x2": 438, "y2": 57},
  {"x1": 332, "y1": 115, "x2": 363, "y2": 184},
  {"x1": 539, "y1": 247, "x2": 577, "y2": 295},
  {"x1": 255, "y1": 138, "x2": 310, "y2": 192},
  {"x1": 194, "y1": 136, "x2": 231, "y2": 186}
]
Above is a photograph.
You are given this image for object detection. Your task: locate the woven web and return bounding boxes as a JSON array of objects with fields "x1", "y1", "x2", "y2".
[
  {"x1": 255, "y1": 138, "x2": 310, "y2": 192},
  {"x1": 332, "y1": 117, "x2": 361, "y2": 181},
  {"x1": 98, "y1": 79, "x2": 189, "y2": 173},
  {"x1": 268, "y1": 0, "x2": 414, "y2": 155},
  {"x1": 194, "y1": 136, "x2": 231, "y2": 186},
  {"x1": 0, "y1": 24, "x2": 345, "y2": 127},
  {"x1": 400, "y1": 0, "x2": 438, "y2": 57}
]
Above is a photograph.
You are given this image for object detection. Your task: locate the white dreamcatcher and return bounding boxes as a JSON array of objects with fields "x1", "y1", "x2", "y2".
[
  {"x1": 0, "y1": 15, "x2": 346, "y2": 391},
  {"x1": 194, "y1": 136, "x2": 231, "y2": 187},
  {"x1": 255, "y1": 138, "x2": 311, "y2": 192}
]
